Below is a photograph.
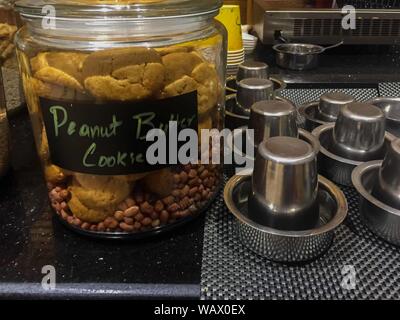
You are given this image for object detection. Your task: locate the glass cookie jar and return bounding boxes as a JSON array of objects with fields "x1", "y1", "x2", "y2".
[{"x1": 15, "y1": 0, "x2": 226, "y2": 238}]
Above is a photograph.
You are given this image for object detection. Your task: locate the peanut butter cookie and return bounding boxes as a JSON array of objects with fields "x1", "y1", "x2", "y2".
[
  {"x1": 162, "y1": 52, "x2": 203, "y2": 84},
  {"x1": 31, "y1": 52, "x2": 48, "y2": 73},
  {"x1": 31, "y1": 52, "x2": 87, "y2": 89},
  {"x1": 162, "y1": 75, "x2": 198, "y2": 98},
  {"x1": 35, "y1": 66, "x2": 84, "y2": 91},
  {"x1": 84, "y1": 76, "x2": 152, "y2": 101},
  {"x1": 143, "y1": 168, "x2": 175, "y2": 197},
  {"x1": 68, "y1": 194, "x2": 112, "y2": 223},
  {"x1": 192, "y1": 62, "x2": 219, "y2": 116},
  {"x1": 112, "y1": 62, "x2": 165, "y2": 94},
  {"x1": 69, "y1": 183, "x2": 130, "y2": 210},
  {"x1": 45, "y1": 52, "x2": 87, "y2": 83},
  {"x1": 82, "y1": 47, "x2": 161, "y2": 78},
  {"x1": 74, "y1": 173, "x2": 127, "y2": 191},
  {"x1": 70, "y1": 174, "x2": 130, "y2": 212},
  {"x1": 156, "y1": 46, "x2": 190, "y2": 56},
  {"x1": 30, "y1": 77, "x2": 89, "y2": 101},
  {"x1": 45, "y1": 164, "x2": 67, "y2": 185}
]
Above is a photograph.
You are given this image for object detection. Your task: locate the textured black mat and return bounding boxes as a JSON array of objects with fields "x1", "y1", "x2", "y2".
[
  {"x1": 200, "y1": 86, "x2": 400, "y2": 300},
  {"x1": 201, "y1": 176, "x2": 400, "y2": 300},
  {"x1": 379, "y1": 82, "x2": 400, "y2": 97}
]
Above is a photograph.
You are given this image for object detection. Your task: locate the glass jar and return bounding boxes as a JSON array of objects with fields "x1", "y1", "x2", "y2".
[
  {"x1": 1, "y1": 0, "x2": 24, "y2": 113},
  {"x1": 15, "y1": 0, "x2": 226, "y2": 238},
  {"x1": 0, "y1": 70, "x2": 9, "y2": 177}
]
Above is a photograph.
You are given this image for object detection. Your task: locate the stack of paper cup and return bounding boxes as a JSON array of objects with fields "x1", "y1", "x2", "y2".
[
  {"x1": 243, "y1": 32, "x2": 258, "y2": 55},
  {"x1": 216, "y1": 5, "x2": 245, "y2": 76}
]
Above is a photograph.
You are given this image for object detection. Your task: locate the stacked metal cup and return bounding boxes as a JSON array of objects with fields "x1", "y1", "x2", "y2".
[
  {"x1": 249, "y1": 100, "x2": 298, "y2": 149},
  {"x1": 330, "y1": 102, "x2": 386, "y2": 162},
  {"x1": 352, "y1": 138, "x2": 400, "y2": 246},
  {"x1": 300, "y1": 92, "x2": 355, "y2": 131},
  {"x1": 249, "y1": 136, "x2": 320, "y2": 231},
  {"x1": 236, "y1": 61, "x2": 270, "y2": 83},
  {"x1": 318, "y1": 92, "x2": 355, "y2": 122},
  {"x1": 236, "y1": 78, "x2": 274, "y2": 115},
  {"x1": 372, "y1": 139, "x2": 400, "y2": 210}
]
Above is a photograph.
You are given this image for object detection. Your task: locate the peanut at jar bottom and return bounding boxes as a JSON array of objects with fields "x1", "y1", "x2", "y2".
[{"x1": 48, "y1": 163, "x2": 221, "y2": 235}]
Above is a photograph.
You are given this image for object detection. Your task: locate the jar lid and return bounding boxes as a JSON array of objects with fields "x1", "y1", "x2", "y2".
[{"x1": 15, "y1": 0, "x2": 222, "y2": 19}]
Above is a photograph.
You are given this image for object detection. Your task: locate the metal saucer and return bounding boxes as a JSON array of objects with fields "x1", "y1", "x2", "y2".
[
  {"x1": 226, "y1": 75, "x2": 286, "y2": 96},
  {"x1": 299, "y1": 101, "x2": 330, "y2": 132},
  {"x1": 299, "y1": 92, "x2": 355, "y2": 132},
  {"x1": 367, "y1": 97, "x2": 400, "y2": 138},
  {"x1": 225, "y1": 94, "x2": 295, "y2": 130},
  {"x1": 299, "y1": 101, "x2": 328, "y2": 131},
  {"x1": 352, "y1": 161, "x2": 400, "y2": 246},
  {"x1": 224, "y1": 174, "x2": 348, "y2": 262},
  {"x1": 312, "y1": 124, "x2": 395, "y2": 186}
]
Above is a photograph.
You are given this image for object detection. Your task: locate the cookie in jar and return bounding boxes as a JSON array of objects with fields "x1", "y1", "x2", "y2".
[{"x1": 15, "y1": 0, "x2": 226, "y2": 238}]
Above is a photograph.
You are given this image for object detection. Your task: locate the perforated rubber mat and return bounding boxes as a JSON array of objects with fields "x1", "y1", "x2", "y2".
[
  {"x1": 379, "y1": 82, "x2": 400, "y2": 97},
  {"x1": 280, "y1": 87, "x2": 378, "y2": 107},
  {"x1": 200, "y1": 86, "x2": 400, "y2": 300},
  {"x1": 281, "y1": 87, "x2": 379, "y2": 124}
]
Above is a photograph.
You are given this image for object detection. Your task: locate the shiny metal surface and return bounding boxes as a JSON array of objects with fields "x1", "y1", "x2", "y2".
[
  {"x1": 273, "y1": 43, "x2": 321, "y2": 70},
  {"x1": 226, "y1": 75, "x2": 287, "y2": 97},
  {"x1": 224, "y1": 92, "x2": 294, "y2": 130},
  {"x1": 249, "y1": 100, "x2": 298, "y2": 148},
  {"x1": 224, "y1": 174, "x2": 348, "y2": 262},
  {"x1": 368, "y1": 97, "x2": 400, "y2": 137},
  {"x1": 312, "y1": 123, "x2": 395, "y2": 186},
  {"x1": 250, "y1": 137, "x2": 319, "y2": 231},
  {"x1": 372, "y1": 139, "x2": 400, "y2": 210},
  {"x1": 318, "y1": 92, "x2": 355, "y2": 122},
  {"x1": 299, "y1": 93, "x2": 356, "y2": 131},
  {"x1": 331, "y1": 103, "x2": 386, "y2": 162},
  {"x1": 352, "y1": 161, "x2": 400, "y2": 246},
  {"x1": 253, "y1": 3, "x2": 400, "y2": 45},
  {"x1": 236, "y1": 78, "x2": 274, "y2": 115},
  {"x1": 236, "y1": 61, "x2": 270, "y2": 83},
  {"x1": 228, "y1": 126, "x2": 320, "y2": 166},
  {"x1": 299, "y1": 101, "x2": 330, "y2": 132}
]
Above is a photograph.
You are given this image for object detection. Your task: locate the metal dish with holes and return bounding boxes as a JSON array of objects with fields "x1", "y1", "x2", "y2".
[{"x1": 224, "y1": 174, "x2": 348, "y2": 262}]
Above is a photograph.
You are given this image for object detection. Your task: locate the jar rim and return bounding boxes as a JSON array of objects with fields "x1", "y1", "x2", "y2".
[{"x1": 15, "y1": 0, "x2": 222, "y2": 20}]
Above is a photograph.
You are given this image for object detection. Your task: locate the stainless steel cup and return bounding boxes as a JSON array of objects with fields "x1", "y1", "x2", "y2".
[
  {"x1": 249, "y1": 136, "x2": 319, "y2": 231},
  {"x1": 372, "y1": 139, "x2": 400, "y2": 210},
  {"x1": 236, "y1": 78, "x2": 274, "y2": 115},
  {"x1": 331, "y1": 102, "x2": 386, "y2": 162},
  {"x1": 236, "y1": 61, "x2": 270, "y2": 83},
  {"x1": 249, "y1": 100, "x2": 298, "y2": 148},
  {"x1": 318, "y1": 92, "x2": 355, "y2": 122}
]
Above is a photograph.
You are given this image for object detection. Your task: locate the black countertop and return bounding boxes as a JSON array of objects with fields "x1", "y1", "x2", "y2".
[
  {"x1": 0, "y1": 109, "x2": 204, "y2": 299},
  {"x1": 255, "y1": 44, "x2": 400, "y2": 85}
]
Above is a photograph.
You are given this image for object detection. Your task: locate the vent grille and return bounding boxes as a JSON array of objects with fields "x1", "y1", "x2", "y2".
[{"x1": 293, "y1": 18, "x2": 400, "y2": 37}]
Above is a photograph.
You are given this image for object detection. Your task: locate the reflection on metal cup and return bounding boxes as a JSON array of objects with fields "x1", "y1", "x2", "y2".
[
  {"x1": 318, "y1": 92, "x2": 355, "y2": 122},
  {"x1": 236, "y1": 78, "x2": 274, "y2": 114},
  {"x1": 237, "y1": 61, "x2": 270, "y2": 83},
  {"x1": 331, "y1": 102, "x2": 386, "y2": 161},
  {"x1": 249, "y1": 100, "x2": 298, "y2": 148},
  {"x1": 372, "y1": 139, "x2": 400, "y2": 210},
  {"x1": 249, "y1": 136, "x2": 319, "y2": 231}
]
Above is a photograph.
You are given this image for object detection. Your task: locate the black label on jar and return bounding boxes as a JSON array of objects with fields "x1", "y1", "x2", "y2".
[{"x1": 40, "y1": 92, "x2": 198, "y2": 175}]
